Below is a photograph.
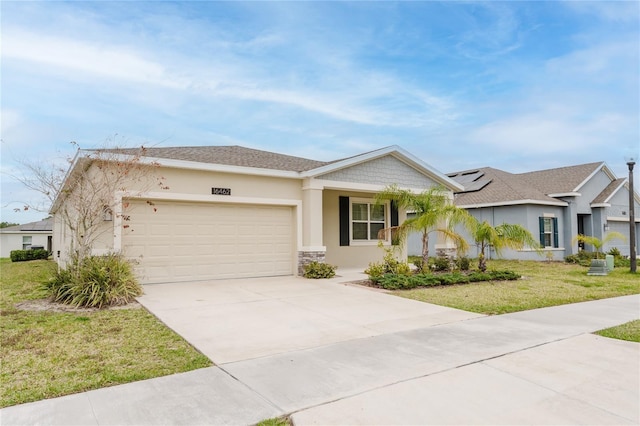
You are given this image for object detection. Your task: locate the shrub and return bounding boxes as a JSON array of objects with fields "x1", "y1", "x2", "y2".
[
  {"x1": 378, "y1": 274, "x2": 415, "y2": 290},
  {"x1": 607, "y1": 247, "x2": 621, "y2": 258},
  {"x1": 10, "y1": 249, "x2": 49, "y2": 262},
  {"x1": 364, "y1": 262, "x2": 386, "y2": 282},
  {"x1": 565, "y1": 250, "x2": 597, "y2": 266},
  {"x1": 412, "y1": 258, "x2": 426, "y2": 273},
  {"x1": 374, "y1": 269, "x2": 520, "y2": 289},
  {"x1": 365, "y1": 243, "x2": 412, "y2": 281},
  {"x1": 614, "y1": 257, "x2": 630, "y2": 268},
  {"x1": 455, "y1": 256, "x2": 471, "y2": 271},
  {"x1": 431, "y1": 256, "x2": 451, "y2": 272},
  {"x1": 468, "y1": 272, "x2": 492, "y2": 282},
  {"x1": 488, "y1": 270, "x2": 521, "y2": 281},
  {"x1": 439, "y1": 273, "x2": 470, "y2": 285},
  {"x1": 412, "y1": 274, "x2": 442, "y2": 287},
  {"x1": 303, "y1": 261, "x2": 337, "y2": 279},
  {"x1": 46, "y1": 253, "x2": 142, "y2": 308}
]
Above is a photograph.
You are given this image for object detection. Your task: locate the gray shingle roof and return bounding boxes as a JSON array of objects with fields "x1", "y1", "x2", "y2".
[
  {"x1": 592, "y1": 178, "x2": 626, "y2": 204},
  {"x1": 107, "y1": 145, "x2": 332, "y2": 172},
  {"x1": 450, "y1": 162, "x2": 609, "y2": 207},
  {"x1": 517, "y1": 162, "x2": 603, "y2": 194},
  {"x1": 451, "y1": 167, "x2": 562, "y2": 206},
  {"x1": 0, "y1": 218, "x2": 53, "y2": 232}
]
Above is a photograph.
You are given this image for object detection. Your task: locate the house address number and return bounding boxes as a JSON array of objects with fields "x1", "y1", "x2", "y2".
[{"x1": 212, "y1": 187, "x2": 231, "y2": 196}]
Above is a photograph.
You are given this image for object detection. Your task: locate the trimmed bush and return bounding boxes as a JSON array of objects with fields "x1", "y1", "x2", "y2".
[
  {"x1": 378, "y1": 274, "x2": 414, "y2": 290},
  {"x1": 303, "y1": 261, "x2": 337, "y2": 279},
  {"x1": 565, "y1": 250, "x2": 597, "y2": 266},
  {"x1": 456, "y1": 256, "x2": 471, "y2": 271},
  {"x1": 375, "y1": 269, "x2": 520, "y2": 290},
  {"x1": 365, "y1": 244, "x2": 412, "y2": 281},
  {"x1": 488, "y1": 270, "x2": 521, "y2": 281},
  {"x1": 431, "y1": 256, "x2": 451, "y2": 272},
  {"x1": 10, "y1": 249, "x2": 49, "y2": 262},
  {"x1": 46, "y1": 253, "x2": 142, "y2": 308}
]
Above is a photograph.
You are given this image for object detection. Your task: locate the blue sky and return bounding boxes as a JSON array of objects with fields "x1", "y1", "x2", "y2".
[{"x1": 1, "y1": 1, "x2": 639, "y2": 224}]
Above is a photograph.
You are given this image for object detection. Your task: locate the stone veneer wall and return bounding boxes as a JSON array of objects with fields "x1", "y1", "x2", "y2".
[
  {"x1": 435, "y1": 247, "x2": 457, "y2": 259},
  {"x1": 298, "y1": 250, "x2": 326, "y2": 275}
]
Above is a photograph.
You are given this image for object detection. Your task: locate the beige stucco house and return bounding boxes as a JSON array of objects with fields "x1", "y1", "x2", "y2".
[{"x1": 52, "y1": 145, "x2": 462, "y2": 284}]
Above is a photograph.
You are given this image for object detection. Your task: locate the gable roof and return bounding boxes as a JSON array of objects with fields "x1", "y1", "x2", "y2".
[
  {"x1": 449, "y1": 167, "x2": 566, "y2": 207},
  {"x1": 106, "y1": 145, "x2": 332, "y2": 172},
  {"x1": 303, "y1": 145, "x2": 463, "y2": 191},
  {"x1": 0, "y1": 218, "x2": 53, "y2": 233},
  {"x1": 517, "y1": 162, "x2": 604, "y2": 195},
  {"x1": 52, "y1": 145, "x2": 461, "y2": 213},
  {"x1": 591, "y1": 178, "x2": 627, "y2": 205},
  {"x1": 449, "y1": 161, "x2": 637, "y2": 209}
]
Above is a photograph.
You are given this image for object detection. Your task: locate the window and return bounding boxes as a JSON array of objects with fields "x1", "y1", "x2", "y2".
[
  {"x1": 351, "y1": 200, "x2": 387, "y2": 242},
  {"x1": 22, "y1": 236, "x2": 32, "y2": 250},
  {"x1": 339, "y1": 196, "x2": 397, "y2": 246},
  {"x1": 539, "y1": 217, "x2": 558, "y2": 248}
]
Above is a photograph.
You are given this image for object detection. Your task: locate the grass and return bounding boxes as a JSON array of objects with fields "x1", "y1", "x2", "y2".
[
  {"x1": 396, "y1": 259, "x2": 639, "y2": 315},
  {"x1": 256, "y1": 416, "x2": 292, "y2": 426},
  {"x1": 595, "y1": 320, "x2": 640, "y2": 343},
  {"x1": 0, "y1": 259, "x2": 212, "y2": 408}
]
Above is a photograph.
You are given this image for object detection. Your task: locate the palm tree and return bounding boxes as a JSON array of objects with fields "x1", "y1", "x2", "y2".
[
  {"x1": 572, "y1": 232, "x2": 625, "y2": 259},
  {"x1": 375, "y1": 184, "x2": 471, "y2": 266},
  {"x1": 467, "y1": 218, "x2": 541, "y2": 272}
]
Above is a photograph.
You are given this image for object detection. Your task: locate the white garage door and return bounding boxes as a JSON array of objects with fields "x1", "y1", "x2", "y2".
[{"x1": 122, "y1": 200, "x2": 294, "y2": 283}]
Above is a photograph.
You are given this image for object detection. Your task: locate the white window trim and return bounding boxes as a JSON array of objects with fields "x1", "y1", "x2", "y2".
[
  {"x1": 542, "y1": 217, "x2": 553, "y2": 248},
  {"x1": 349, "y1": 198, "x2": 390, "y2": 246},
  {"x1": 22, "y1": 235, "x2": 33, "y2": 250}
]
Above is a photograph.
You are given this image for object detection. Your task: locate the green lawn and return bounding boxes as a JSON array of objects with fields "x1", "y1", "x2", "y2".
[
  {"x1": 595, "y1": 320, "x2": 640, "y2": 343},
  {"x1": 396, "y1": 260, "x2": 639, "y2": 315},
  {"x1": 0, "y1": 259, "x2": 212, "y2": 408}
]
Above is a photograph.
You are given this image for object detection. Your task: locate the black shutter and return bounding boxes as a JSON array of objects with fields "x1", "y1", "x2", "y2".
[
  {"x1": 538, "y1": 217, "x2": 545, "y2": 247},
  {"x1": 391, "y1": 201, "x2": 399, "y2": 246},
  {"x1": 553, "y1": 217, "x2": 559, "y2": 248},
  {"x1": 339, "y1": 196, "x2": 350, "y2": 246}
]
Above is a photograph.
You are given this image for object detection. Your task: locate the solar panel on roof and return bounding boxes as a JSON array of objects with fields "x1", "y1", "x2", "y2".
[{"x1": 462, "y1": 178, "x2": 492, "y2": 192}]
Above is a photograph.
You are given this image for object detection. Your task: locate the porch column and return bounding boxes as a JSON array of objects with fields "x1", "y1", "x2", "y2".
[
  {"x1": 564, "y1": 199, "x2": 579, "y2": 256},
  {"x1": 299, "y1": 180, "x2": 326, "y2": 274}
]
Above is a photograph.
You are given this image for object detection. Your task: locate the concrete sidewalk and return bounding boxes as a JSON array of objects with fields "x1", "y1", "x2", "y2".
[{"x1": 2, "y1": 294, "x2": 638, "y2": 425}]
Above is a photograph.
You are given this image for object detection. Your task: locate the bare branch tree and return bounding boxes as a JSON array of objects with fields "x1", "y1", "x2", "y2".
[{"x1": 13, "y1": 139, "x2": 167, "y2": 263}]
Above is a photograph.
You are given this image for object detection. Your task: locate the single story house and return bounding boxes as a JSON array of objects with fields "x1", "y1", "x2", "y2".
[
  {"x1": 52, "y1": 145, "x2": 462, "y2": 284},
  {"x1": 408, "y1": 162, "x2": 639, "y2": 261},
  {"x1": 0, "y1": 218, "x2": 53, "y2": 258}
]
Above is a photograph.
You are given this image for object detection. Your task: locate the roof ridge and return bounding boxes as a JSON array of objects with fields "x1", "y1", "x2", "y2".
[{"x1": 516, "y1": 161, "x2": 603, "y2": 177}]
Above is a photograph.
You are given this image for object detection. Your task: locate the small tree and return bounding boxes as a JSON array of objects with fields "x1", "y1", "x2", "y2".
[
  {"x1": 12, "y1": 140, "x2": 167, "y2": 265},
  {"x1": 467, "y1": 218, "x2": 541, "y2": 272},
  {"x1": 375, "y1": 184, "x2": 471, "y2": 266},
  {"x1": 573, "y1": 232, "x2": 626, "y2": 259}
]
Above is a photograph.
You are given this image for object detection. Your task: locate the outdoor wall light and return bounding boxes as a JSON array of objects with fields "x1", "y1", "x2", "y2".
[
  {"x1": 103, "y1": 207, "x2": 113, "y2": 221},
  {"x1": 603, "y1": 223, "x2": 610, "y2": 232}
]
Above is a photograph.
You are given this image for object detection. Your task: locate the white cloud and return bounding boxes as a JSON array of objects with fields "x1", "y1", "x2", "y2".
[
  {"x1": 564, "y1": 1, "x2": 640, "y2": 23},
  {"x1": 2, "y1": 29, "x2": 188, "y2": 89}
]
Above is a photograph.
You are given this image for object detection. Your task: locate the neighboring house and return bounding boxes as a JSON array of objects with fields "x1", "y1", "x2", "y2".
[
  {"x1": 408, "y1": 162, "x2": 639, "y2": 261},
  {"x1": 0, "y1": 218, "x2": 53, "y2": 258},
  {"x1": 51, "y1": 145, "x2": 462, "y2": 284}
]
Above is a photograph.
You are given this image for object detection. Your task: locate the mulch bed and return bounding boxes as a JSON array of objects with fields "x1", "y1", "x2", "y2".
[{"x1": 14, "y1": 299, "x2": 141, "y2": 313}]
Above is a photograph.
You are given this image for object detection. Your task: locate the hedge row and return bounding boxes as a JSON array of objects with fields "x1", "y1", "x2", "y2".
[
  {"x1": 10, "y1": 249, "x2": 50, "y2": 262},
  {"x1": 374, "y1": 270, "x2": 521, "y2": 290}
]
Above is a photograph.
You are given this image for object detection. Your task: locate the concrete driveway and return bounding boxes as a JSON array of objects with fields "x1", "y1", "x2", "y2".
[
  {"x1": 2, "y1": 274, "x2": 638, "y2": 425},
  {"x1": 137, "y1": 271, "x2": 483, "y2": 364}
]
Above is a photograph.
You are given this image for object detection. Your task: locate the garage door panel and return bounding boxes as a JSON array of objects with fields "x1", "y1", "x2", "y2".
[{"x1": 122, "y1": 200, "x2": 294, "y2": 283}]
